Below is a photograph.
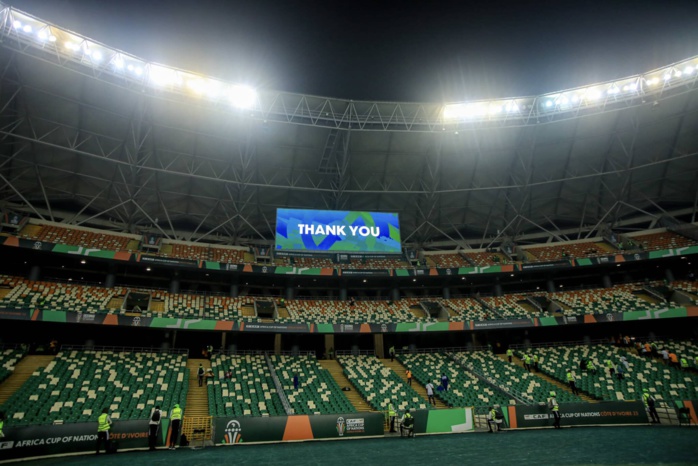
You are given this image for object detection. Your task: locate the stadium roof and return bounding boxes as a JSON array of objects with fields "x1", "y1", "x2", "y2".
[{"x1": 0, "y1": 4, "x2": 697, "y2": 249}]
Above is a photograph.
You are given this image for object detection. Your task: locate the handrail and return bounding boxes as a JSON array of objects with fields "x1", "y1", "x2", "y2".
[{"x1": 265, "y1": 352, "x2": 293, "y2": 415}]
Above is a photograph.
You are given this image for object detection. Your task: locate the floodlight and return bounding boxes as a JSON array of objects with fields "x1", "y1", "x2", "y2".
[
  {"x1": 127, "y1": 64, "x2": 134, "y2": 71},
  {"x1": 559, "y1": 97, "x2": 568, "y2": 105},
  {"x1": 83, "y1": 48, "x2": 91, "y2": 56},
  {"x1": 674, "y1": 71, "x2": 682, "y2": 77},
  {"x1": 488, "y1": 104, "x2": 501, "y2": 114},
  {"x1": 92, "y1": 50, "x2": 103, "y2": 61},
  {"x1": 685, "y1": 67, "x2": 694, "y2": 75},
  {"x1": 545, "y1": 100, "x2": 553, "y2": 107},
  {"x1": 228, "y1": 84, "x2": 257, "y2": 109},
  {"x1": 22, "y1": 25, "x2": 32, "y2": 33},
  {"x1": 37, "y1": 30, "x2": 48, "y2": 40},
  {"x1": 13, "y1": 20, "x2": 22, "y2": 29},
  {"x1": 48, "y1": 35, "x2": 57, "y2": 42},
  {"x1": 505, "y1": 102, "x2": 519, "y2": 112},
  {"x1": 663, "y1": 73, "x2": 672, "y2": 81},
  {"x1": 65, "y1": 41, "x2": 78, "y2": 51},
  {"x1": 113, "y1": 56, "x2": 124, "y2": 69},
  {"x1": 134, "y1": 67, "x2": 143, "y2": 76},
  {"x1": 586, "y1": 90, "x2": 601, "y2": 100},
  {"x1": 607, "y1": 87, "x2": 619, "y2": 95},
  {"x1": 571, "y1": 95, "x2": 579, "y2": 103},
  {"x1": 646, "y1": 77, "x2": 658, "y2": 85}
]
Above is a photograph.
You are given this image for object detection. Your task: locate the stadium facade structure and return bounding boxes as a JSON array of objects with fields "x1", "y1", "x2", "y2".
[{"x1": 0, "y1": 4, "x2": 693, "y2": 345}]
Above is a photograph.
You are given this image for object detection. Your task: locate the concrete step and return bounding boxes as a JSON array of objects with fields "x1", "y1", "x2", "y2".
[
  {"x1": 380, "y1": 359, "x2": 447, "y2": 409},
  {"x1": 0, "y1": 355, "x2": 55, "y2": 405},
  {"x1": 318, "y1": 359, "x2": 372, "y2": 412},
  {"x1": 185, "y1": 358, "x2": 211, "y2": 416}
]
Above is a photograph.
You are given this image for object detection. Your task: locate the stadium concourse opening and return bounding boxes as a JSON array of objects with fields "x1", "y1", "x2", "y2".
[{"x1": 16, "y1": 427, "x2": 698, "y2": 465}]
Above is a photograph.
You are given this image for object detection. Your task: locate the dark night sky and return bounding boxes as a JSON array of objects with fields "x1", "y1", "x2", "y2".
[{"x1": 6, "y1": 0, "x2": 698, "y2": 102}]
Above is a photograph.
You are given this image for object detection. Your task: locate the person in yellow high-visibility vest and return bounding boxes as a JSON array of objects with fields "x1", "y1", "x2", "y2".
[
  {"x1": 169, "y1": 404, "x2": 183, "y2": 449},
  {"x1": 96, "y1": 408, "x2": 112, "y2": 455},
  {"x1": 388, "y1": 402, "x2": 396, "y2": 432}
]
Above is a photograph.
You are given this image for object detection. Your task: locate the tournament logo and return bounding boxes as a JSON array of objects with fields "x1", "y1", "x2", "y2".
[
  {"x1": 224, "y1": 420, "x2": 243, "y2": 444},
  {"x1": 33, "y1": 241, "x2": 42, "y2": 250},
  {"x1": 132, "y1": 316, "x2": 141, "y2": 327},
  {"x1": 0, "y1": 441, "x2": 14, "y2": 450},
  {"x1": 336, "y1": 417, "x2": 346, "y2": 437}
]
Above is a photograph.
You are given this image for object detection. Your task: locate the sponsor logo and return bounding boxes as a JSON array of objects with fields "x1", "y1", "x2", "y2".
[
  {"x1": 346, "y1": 418, "x2": 365, "y2": 434},
  {"x1": 33, "y1": 241, "x2": 42, "y2": 250},
  {"x1": 226, "y1": 264, "x2": 238, "y2": 271},
  {"x1": 262, "y1": 266, "x2": 268, "y2": 273},
  {"x1": 524, "y1": 414, "x2": 549, "y2": 420},
  {"x1": 224, "y1": 420, "x2": 242, "y2": 444},
  {"x1": 446, "y1": 268, "x2": 452, "y2": 275},
  {"x1": 132, "y1": 316, "x2": 141, "y2": 326},
  {"x1": 341, "y1": 324, "x2": 354, "y2": 332},
  {"x1": 380, "y1": 324, "x2": 388, "y2": 333},
  {"x1": 606, "y1": 314, "x2": 614, "y2": 322},
  {"x1": 336, "y1": 417, "x2": 346, "y2": 437},
  {"x1": 0, "y1": 441, "x2": 14, "y2": 450}
]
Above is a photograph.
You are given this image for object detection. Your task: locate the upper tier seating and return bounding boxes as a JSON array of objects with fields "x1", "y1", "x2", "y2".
[
  {"x1": 0, "y1": 276, "x2": 118, "y2": 313},
  {"x1": 284, "y1": 299, "x2": 430, "y2": 324},
  {"x1": 481, "y1": 294, "x2": 533, "y2": 319},
  {"x1": 0, "y1": 347, "x2": 26, "y2": 385},
  {"x1": 1, "y1": 350, "x2": 188, "y2": 425},
  {"x1": 19, "y1": 224, "x2": 135, "y2": 251},
  {"x1": 627, "y1": 231, "x2": 696, "y2": 251},
  {"x1": 526, "y1": 242, "x2": 607, "y2": 262},
  {"x1": 345, "y1": 258, "x2": 407, "y2": 269},
  {"x1": 455, "y1": 351, "x2": 581, "y2": 403},
  {"x1": 673, "y1": 281, "x2": 698, "y2": 303},
  {"x1": 427, "y1": 253, "x2": 471, "y2": 268},
  {"x1": 210, "y1": 247, "x2": 246, "y2": 264},
  {"x1": 551, "y1": 284, "x2": 663, "y2": 316},
  {"x1": 337, "y1": 355, "x2": 428, "y2": 412},
  {"x1": 529, "y1": 344, "x2": 698, "y2": 402},
  {"x1": 208, "y1": 354, "x2": 285, "y2": 417},
  {"x1": 398, "y1": 352, "x2": 510, "y2": 407},
  {"x1": 166, "y1": 244, "x2": 209, "y2": 261},
  {"x1": 293, "y1": 257, "x2": 335, "y2": 268},
  {"x1": 462, "y1": 252, "x2": 509, "y2": 267},
  {"x1": 270, "y1": 354, "x2": 355, "y2": 415},
  {"x1": 439, "y1": 298, "x2": 488, "y2": 320}
]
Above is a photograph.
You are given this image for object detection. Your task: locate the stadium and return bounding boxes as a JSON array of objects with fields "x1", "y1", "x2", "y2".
[{"x1": 0, "y1": 1, "x2": 697, "y2": 464}]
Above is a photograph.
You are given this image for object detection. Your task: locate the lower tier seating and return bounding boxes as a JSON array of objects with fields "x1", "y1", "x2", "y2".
[
  {"x1": 337, "y1": 355, "x2": 428, "y2": 412},
  {"x1": 271, "y1": 355, "x2": 355, "y2": 415},
  {"x1": 1, "y1": 350, "x2": 188, "y2": 425},
  {"x1": 208, "y1": 354, "x2": 285, "y2": 417},
  {"x1": 0, "y1": 347, "x2": 26, "y2": 384},
  {"x1": 398, "y1": 352, "x2": 510, "y2": 407}
]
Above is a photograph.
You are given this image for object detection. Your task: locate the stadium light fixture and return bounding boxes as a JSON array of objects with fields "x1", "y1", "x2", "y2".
[
  {"x1": 22, "y1": 24, "x2": 31, "y2": 33},
  {"x1": 685, "y1": 66, "x2": 694, "y2": 75},
  {"x1": 12, "y1": 20, "x2": 21, "y2": 29},
  {"x1": 228, "y1": 84, "x2": 257, "y2": 109}
]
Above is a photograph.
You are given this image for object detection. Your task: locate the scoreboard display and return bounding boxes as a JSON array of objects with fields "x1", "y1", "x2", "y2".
[{"x1": 275, "y1": 209, "x2": 401, "y2": 253}]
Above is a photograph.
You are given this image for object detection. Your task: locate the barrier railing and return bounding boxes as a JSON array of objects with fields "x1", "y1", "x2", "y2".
[{"x1": 59, "y1": 345, "x2": 189, "y2": 355}]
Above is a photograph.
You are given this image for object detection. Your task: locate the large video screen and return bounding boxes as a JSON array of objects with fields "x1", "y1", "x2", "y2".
[{"x1": 275, "y1": 209, "x2": 401, "y2": 253}]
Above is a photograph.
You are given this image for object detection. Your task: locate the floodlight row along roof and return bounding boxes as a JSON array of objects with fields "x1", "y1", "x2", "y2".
[{"x1": 1, "y1": 4, "x2": 697, "y2": 131}]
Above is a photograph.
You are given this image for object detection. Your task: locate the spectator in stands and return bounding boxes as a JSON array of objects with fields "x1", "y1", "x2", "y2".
[
  {"x1": 616, "y1": 363, "x2": 625, "y2": 380},
  {"x1": 96, "y1": 407, "x2": 112, "y2": 455},
  {"x1": 533, "y1": 354, "x2": 540, "y2": 372},
  {"x1": 206, "y1": 368, "x2": 214, "y2": 383},
  {"x1": 148, "y1": 406, "x2": 162, "y2": 451},
  {"x1": 293, "y1": 374, "x2": 299, "y2": 390},
  {"x1": 197, "y1": 364, "x2": 204, "y2": 387},
  {"x1": 642, "y1": 389, "x2": 660, "y2": 424},
  {"x1": 680, "y1": 357, "x2": 689, "y2": 371},
  {"x1": 169, "y1": 404, "x2": 183, "y2": 450},
  {"x1": 620, "y1": 356, "x2": 630, "y2": 372},
  {"x1": 406, "y1": 370, "x2": 413, "y2": 386},
  {"x1": 606, "y1": 359, "x2": 615, "y2": 377},
  {"x1": 659, "y1": 349, "x2": 669, "y2": 365},
  {"x1": 400, "y1": 409, "x2": 414, "y2": 437},
  {"x1": 49, "y1": 338, "x2": 58, "y2": 354},
  {"x1": 206, "y1": 345, "x2": 213, "y2": 360},
  {"x1": 579, "y1": 358, "x2": 586, "y2": 372},
  {"x1": 328, "y1": 347, "x2": 334, "y2": 360},
  {"x1": 224, "y1": 368, "x2": 232, "y2": 380},
  {"x1": 669, "y1": 351, "x2": 679, "y2": 368},
  {"x1": 389, "y1": 345, "x2": 396, "y2": 362},
  {"x1": 586, "y1": 359, "x2": 597, "y2": 375},
  {"x1": 506, "y1": 348, "x2": 513, "y2": 363},
  {"x1": 441, "y1": 373, "x2": 449, "y2": 391},
  {"x1": 566, "y1": 369, "x2": 579, "y2": 395},
  {"x1": 388, "y1": 401, "x2": 396, "y2": 433},
  {"x1": 487, "y1": 406, "x2": 502, "y2": 433},
  {"x1": 425, "y1": 381, "x2": 436, "y2": 406}
]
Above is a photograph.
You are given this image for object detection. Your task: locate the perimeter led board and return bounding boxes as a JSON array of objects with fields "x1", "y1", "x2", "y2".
[{"x1": 275, "y1": 209, "x2": 401, "y2": 253}]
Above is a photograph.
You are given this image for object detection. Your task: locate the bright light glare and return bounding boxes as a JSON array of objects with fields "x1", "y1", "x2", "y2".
[
  {"x1": 113, "y1": 57, "x2": 124, "y2": 69},
  {"x1": 92, "y1": 51, "x2": 103, "y2": 61},
  {"x1": 49, "y1": 35, "x2": 57, "y2": 42},
  {"x1": 587, "y1": 90, "x2": 601, "y2": 100},
  {"x1": 646, "y1": 77, "x2": 658, "y2": 85},
  {"x1": 505, "y1": 102, "x2": 518, "y2": 112},
  {"x1": 685, "y1": 67, "x2": 694, "y2": 75},
  {"x1": 13, "y1": 20, "x2": 22, "y2": 29},
  {"x1": 134, "y1": 67, "x2": 143, "y2": 76},
  {"x1": 149, "y1": 65, "x2": 180, "y2": 85},
  {"x1": 38, "y1": 30, "x2": 48, "y2": 40},
  {"x1": 571, "y1": 95, "x2": 579, "y2": 103},
  {"x1": 22, "y1": 25, "x2": 32, "y2": 33},
  {"x1": 663, "y1": 73, "x2": 672, "y2": 81},
  {"x1": 559, "y1": 97, "x2": 568, "y2": 105},
  {"x1": 228, "y1": 85, "x2": 257, "y2": 108},
  {"x1": 674, "y1": 71, "x2": 682, "y2": 77},
  {"x1": 545, "y1": 100, "x2": 553, "y2": 108},
  {"x1": 65, "y1": 41, "x2": 78, "y2": 51}
]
